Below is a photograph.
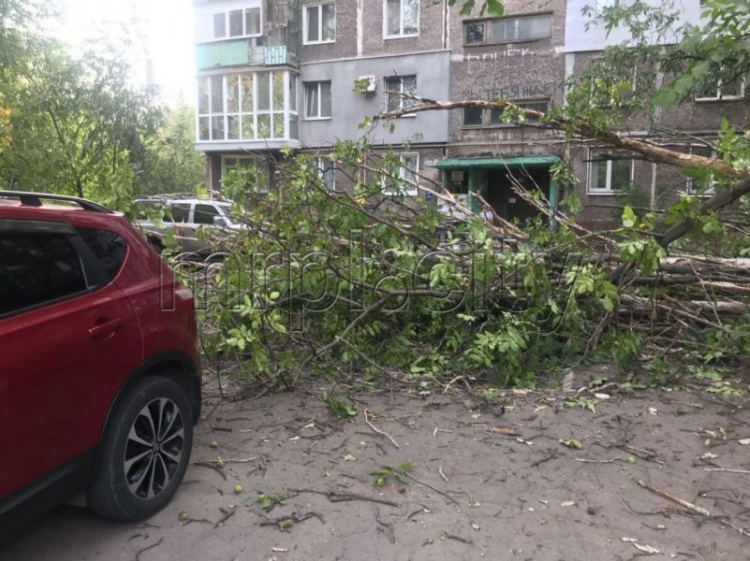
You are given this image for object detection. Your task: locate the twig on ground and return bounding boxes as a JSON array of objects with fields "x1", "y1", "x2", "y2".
[
  {"x1": 134, "y1": 537, "x2": 164, "y2": 561},
  {"x1": 214, "y1": 508, "x2": 236, "y2": 529},
  {"x1": 375, "y1": 508, "x2": 396, "y2": 544},
  {"x1": 364, "y1": 409, "x2": 400, "y2": 449},
  {"x1": 290, "y1": 488, "x2": 401, "y2": 507},
  {"x1": 189, "y1": 462, "x2": 227, "y2": 480},
  {"x1": 632, "y1": 477, "x2": 711, "y2": 516},
  {"x1": 400, "y1": 472, "x2": 460, "y2": 506},
  {"x1": 530, "y1": 452, "x2": 558, "y2": 468},
  {"x1": 442, "y1": 533, "x2": 474, "y2": 545},
  {"x1": 438, "y1": 465, "x2": 449, "y2": 482},
  {"x1": 704, "y1": 467, "x2": 750, "y2": 474},
  {"x1": 193, "y1": 457, "x2": 259, "y2": 465}
]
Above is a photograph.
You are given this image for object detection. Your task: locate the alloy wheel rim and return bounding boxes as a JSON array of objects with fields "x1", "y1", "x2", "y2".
[{"x1": 124, "y1": 398, "x2": 185, "y2": 500}]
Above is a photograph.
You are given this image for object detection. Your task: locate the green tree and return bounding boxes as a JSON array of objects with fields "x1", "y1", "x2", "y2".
[{"x1": 137, "y1": 105, "x2": 206, "y2": 197}]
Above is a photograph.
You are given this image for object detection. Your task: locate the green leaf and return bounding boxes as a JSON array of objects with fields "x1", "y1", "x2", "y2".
[{"x1": 622, "y1": 205, "x2": 637, "y2": 228}]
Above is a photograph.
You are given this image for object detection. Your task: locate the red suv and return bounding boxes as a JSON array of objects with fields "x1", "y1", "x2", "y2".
[{"x1": 0, "y1": 191, "x2": 201, "y2": 538}]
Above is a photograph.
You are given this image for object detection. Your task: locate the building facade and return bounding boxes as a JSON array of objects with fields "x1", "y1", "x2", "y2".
[{"x1": 193, "y1": 0, "x2": 744, "y2": 224}]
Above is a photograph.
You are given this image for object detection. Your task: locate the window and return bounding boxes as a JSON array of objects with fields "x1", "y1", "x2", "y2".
[
  {"x1": 214, "y1": 13, "x2": 227, "y2": 39},
  {"x1": 385, "y1": 0, "x2": 419, "y2": 38},
  {"x1": 305, "y1": 81, "x2": 332, "y2": 119},
  {"x1": 588, "y1": 150, "x2": 634, "y2": 194},
  {"x1": 464, "y1": 13, "x2": 551, "y2": 45},
  {"x1": 304, "y1": 3, "x2": 336, "y2": 44},
  {"x1": 197, "y1": 71, "x2": 294, "y2": 142},
  {"x1": 384, "y1": 153, "x2": 419, "y2": 196},
  {"x1": 687, "y1": 147, "x2": 717, "y2": 196},
  {"x1": 77, "y1": 228, "x2": 127, "y2": 283},
  {"x1": 214, "y1": 7, "x2": 261, "y2": 40},
  {"x1": 385, "y1": 75, "x2": 417, "y2": 112},
  {"x1": 317, "y1": 157, "x2": 336, "y2": 190},
  {"x1": 695, "y1": 75, "x2": 745, "y2": 101},
  {"x1": 222, "y1": 156, "x2": 270, "y2": 193},
  {"x1": 462, "y1": 100, "x2": 549, "y2": 127},
  {"x1": 193, "y1": 204, "x2": 222, "y2": 225},
  {"x1": 170, "y1": 203, "x2": 191, "y2": 223},
  {"x1": 0, "y1": 232, "x2": 88, "y2": 316}
]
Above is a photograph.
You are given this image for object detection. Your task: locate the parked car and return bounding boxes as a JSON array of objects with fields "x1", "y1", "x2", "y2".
[
  {"x1": 134, "y1": 197, "x2": 245, "y2": 255},
  {"x1": 0, "y1": 191, "x2": 201, "y2": 539}
]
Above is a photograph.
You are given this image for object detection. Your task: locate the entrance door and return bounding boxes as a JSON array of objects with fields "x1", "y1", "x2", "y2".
[{"x1": 486, "y1": 168, "x2": 550, "y2": 224}]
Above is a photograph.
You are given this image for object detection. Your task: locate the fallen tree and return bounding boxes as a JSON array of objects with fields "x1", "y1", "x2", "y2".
[{"x1": 184, "y1": 0, "x2": 750, "y2": 391}]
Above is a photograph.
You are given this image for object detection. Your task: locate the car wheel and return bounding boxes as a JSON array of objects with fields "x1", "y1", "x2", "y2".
[{"x1": 87, "y1": 377, "x2": 193, "y2": 521}]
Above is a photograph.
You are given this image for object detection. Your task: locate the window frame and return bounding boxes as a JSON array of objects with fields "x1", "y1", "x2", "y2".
[
  {"x1": 197, "y1": 71, "x2": 293, "y2": 143},
  {"x1": 586, "y1": 149, "x2": 635, "y2": 195},
  {"x1": 0, "y1": 220, "x2": 110, "y2": 319},
  {"x1": 463, "y1": 12, "x2": 552, "y2": 46},
  {"x1": 383, "y1": 0, "x2": 420, "y2": 39},
  {"x1": 461, "y1": 99, "x2": 549, "y2": 128},
  {"x1": 317, "y1": 157, "x2": 336, "y2": 191},
  {"x1": 686, "y1": 147, "x2": 718, "y2": 197},
  {"x1": 213, "y1": 6, "x2": 263, "y2": 41},
  {"x1": 303, "y1": 2, "x2": 336, "y2": 45},
  {"x1": 694, "y1": 76, "x2": 745, "y2": 102},
  {"x1": 383, "y1": 152, "x2": 420, "y2": 196},
  {"x1": 304, "y1": 81, "x2": 333, "y2": 120},
  {"x1": 385, "y1": 75, "x2": 417, "y2": 115},
  {"x1": 221, "y1": 155, "x2": 270, "y2": 193}
]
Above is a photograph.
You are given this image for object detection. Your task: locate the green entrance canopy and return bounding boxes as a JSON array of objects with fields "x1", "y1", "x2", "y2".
[{"x1": 434, "y1": 156, "x2": 560, "y2": 170}]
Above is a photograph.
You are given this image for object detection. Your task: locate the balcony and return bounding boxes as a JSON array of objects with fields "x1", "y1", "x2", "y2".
[{"x1": 196, "y1": 41, "x2": 298, "y2": 71}]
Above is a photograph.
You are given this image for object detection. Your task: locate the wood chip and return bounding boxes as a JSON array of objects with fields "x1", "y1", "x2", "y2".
[{"x1": 489, "y1": 426, "x2": 520, "y2": 436}]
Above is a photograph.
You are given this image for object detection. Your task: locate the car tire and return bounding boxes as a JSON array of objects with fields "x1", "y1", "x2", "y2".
[{"x1": 87, "y1": 377, "x2": 193, "y2": 521}]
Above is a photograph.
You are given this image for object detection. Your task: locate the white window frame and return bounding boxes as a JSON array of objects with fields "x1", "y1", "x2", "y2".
[
  {"x1": 686, "y1": 147, "x2": 717, "y2": 196},
  {"x1": 464, "y1": 13, "x2": 551, "y2": 46},
  {"x1": 317, "y1": 157, "x2": 336, "y2": 191},
  {"x1": 304, "y1": 81, "x2": 332, "y2": 120},
  {"x1": 383, "y1": 0, "x2": 420, "y2": 39},
  {"x1": 212, "y1": 6, "x2": 263, "y2": 41},
  {"x1": 587, "y1": 149, "x2": 634, "y2": 195},
  {"x1": 385, "y1": 75, "x2": 417, "y2": 115},
  {"x1": 695, "y1": 77, "x2": 745, "y2": 102},
  {"x1": 383, "y1": 153, "x2": 419, "y2": 196},
  {"x1": 196, "y1": 71, "x2": 292, "y2": 143},
  {"x1": 221, "y1": 155, "x2": 270, "y2": 193},
  {"x1": 303, "y1": 2, "x2": 336, "y2": 45}
]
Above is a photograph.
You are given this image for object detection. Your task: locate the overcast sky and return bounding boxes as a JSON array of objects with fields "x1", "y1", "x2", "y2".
[{"x1": 49, "y1": 0, "x2": 196, "y2": 107}]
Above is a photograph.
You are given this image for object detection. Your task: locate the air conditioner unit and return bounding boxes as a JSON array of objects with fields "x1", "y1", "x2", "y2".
[{"x1": 358, "y1": 75, "x2": 377, "y2": 93}]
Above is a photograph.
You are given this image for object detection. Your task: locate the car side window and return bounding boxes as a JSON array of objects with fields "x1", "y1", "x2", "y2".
[
  {"x1": 77, "y1": 227, "x2": 127, "y2": 283},
  {"x1": 0, "y1": 232, "x2": 88, "y2": 316},
  {"x1": 194, "y1": 204, "x2": 220, "y2": 225},
  {"x1": 170, "y1": 203, "x2": 191, "y2": 223}
]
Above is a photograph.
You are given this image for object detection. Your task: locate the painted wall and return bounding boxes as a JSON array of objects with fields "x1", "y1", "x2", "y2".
[
  {"x1": 565, "y1": 0, "x2": 702, "y2": 53},
  {"x1": 298, "y1": 50, "x2": 451, "y2": 146}
]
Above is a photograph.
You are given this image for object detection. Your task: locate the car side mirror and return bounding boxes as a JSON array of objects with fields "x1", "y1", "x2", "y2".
[{"x1": 213, "y1": 215, "x2": 228, "y2": 227}]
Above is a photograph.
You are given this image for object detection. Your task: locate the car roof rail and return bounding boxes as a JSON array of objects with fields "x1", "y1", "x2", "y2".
[{"x1": 0, "y1": 191, "x2": 113, "y2": 214}]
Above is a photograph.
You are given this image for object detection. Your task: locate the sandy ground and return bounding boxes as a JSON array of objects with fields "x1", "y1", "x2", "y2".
[{"x1": 2, "y1": 379, "x2": 750, "y2": 561}]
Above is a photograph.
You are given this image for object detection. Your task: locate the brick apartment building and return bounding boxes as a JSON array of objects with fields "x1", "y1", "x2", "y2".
[{"x1": 193, "y1": 0, "x2": 743, "y2": 225}]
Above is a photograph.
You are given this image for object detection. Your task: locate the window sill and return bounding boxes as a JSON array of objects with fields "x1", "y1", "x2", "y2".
[
  {"x1": 463, "y1": 36, "x2": 551, "y2": 48},
  {"x1": 586, "y1": 190, "x2": 620, "y2": 196},
  {"x1": 304, "y1": 117, "x2": 333, "y2": 121},
  {"x1": 384, "y1": 33, "x2": 420, "y2": 41},
  {"x1": 303, "y1": 40, "x2": 336, "y2": 46},
  {"x1": 695, "y1": 96, "x2": 744, "y2": 103},
  {"x1": 204, "y1": 34, "x2": 263, "y2": 44}
]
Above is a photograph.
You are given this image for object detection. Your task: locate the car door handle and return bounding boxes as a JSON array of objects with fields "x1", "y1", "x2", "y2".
[{"x1": 89, "y1": 318, "x2": 124, "y2": 338}]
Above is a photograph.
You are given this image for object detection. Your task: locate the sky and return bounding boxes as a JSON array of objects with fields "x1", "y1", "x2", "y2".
[{"x1": 48, "y1": 0, "x2": 196, "y2": 107}]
